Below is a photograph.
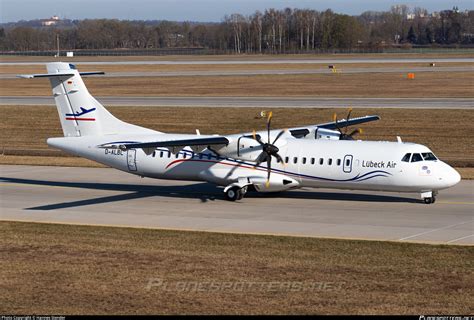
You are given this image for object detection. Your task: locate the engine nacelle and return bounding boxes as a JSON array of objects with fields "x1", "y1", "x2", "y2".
[
  {"x1": 315, "y1": 128, "x2": 341, "y2": 140},
  {"x1": 251, "y1": 174, "x2": 300, "y2": 193},
  {"x1": 217, "y1": 136, "x2": 263, "y2": 162},
  {"x1": 221, "y1": 173, "x2": 299, "y2": 193}
]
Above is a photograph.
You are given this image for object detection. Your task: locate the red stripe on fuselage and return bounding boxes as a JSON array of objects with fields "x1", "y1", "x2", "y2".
[{"x1": 65, "y1": 117, "x2": 96, "y2": 121}]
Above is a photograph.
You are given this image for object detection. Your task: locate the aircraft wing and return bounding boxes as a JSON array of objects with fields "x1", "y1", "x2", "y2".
[
  {"x1": 100, "y1": 136, "x2": 229, "y2": 151},
  {"x1": 289, "y1": 115, "x2": 380, "y2": 137}
]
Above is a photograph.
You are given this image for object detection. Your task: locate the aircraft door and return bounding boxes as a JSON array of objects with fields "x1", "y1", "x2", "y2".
[
  {"x1": 343, "y1": 155, "x2": 353, "y2": 173},
  {"x1": 127, "y1": 149, "x2": 137, "y2": 171}
]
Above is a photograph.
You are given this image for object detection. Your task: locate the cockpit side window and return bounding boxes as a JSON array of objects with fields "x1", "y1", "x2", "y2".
[
  {"x1": 422, "y1": 152, "x2": 437, "y2": 161},
  {"x1": 401, "y1": 153, "x2": 411, "y2": 162},
  {"x1": 411, "y1": 153, "x2": 423, "y2": 162}
]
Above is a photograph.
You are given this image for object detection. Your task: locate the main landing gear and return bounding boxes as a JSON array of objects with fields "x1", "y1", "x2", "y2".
[
  {"x1": 421, "y1": 191, "x2": 437, "y2": 204},
  {"x1": 225, "y1": 186, "x2": 248, "y2": 201}
]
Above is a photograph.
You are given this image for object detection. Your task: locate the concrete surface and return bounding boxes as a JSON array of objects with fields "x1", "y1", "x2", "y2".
[
  {"x1": 1, "y1": 96, "x2": 473, "y2": 109},
  {"x1": 1, "y1": 165, "x2": 472, "y2": 245}
]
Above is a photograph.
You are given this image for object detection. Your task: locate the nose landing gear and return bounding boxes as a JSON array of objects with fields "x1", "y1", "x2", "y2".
[
  {"x1": 423, "y1": 197, "x2": 436, "y2": 204},
  {"x1": 421, "y1": 190, "x2": 437, "y2": 204}
]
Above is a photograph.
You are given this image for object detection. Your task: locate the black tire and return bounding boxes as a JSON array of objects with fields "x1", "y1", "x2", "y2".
[
  {"x1": 423, "y1": 197, "x2": 433, "y2": 204},
  {"x1": 225, "y1": 187, "x2": 241, "y2": 201}
]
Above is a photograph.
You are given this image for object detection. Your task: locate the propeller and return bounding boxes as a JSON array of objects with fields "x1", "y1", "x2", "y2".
[
  {"x1": 251, "y1": 111, "x2": 286, "y2": 187},
  {"x1": 333, "y1": 107, "x2": 363, "y2": 140}
]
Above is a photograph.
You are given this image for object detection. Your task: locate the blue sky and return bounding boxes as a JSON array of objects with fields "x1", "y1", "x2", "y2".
[{"x1": 1, "y1": 0, "x2": 472, "y2": 23}]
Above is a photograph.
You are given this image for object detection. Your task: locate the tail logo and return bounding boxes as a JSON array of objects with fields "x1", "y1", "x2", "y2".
[{"x1": 65, "y1": 107, "x2": 96, "y2": 121}]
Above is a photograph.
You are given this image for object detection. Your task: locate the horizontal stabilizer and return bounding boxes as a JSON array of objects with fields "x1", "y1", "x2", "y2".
[{"x1": 17, "y1": 71, "x2": 104, "y2": 79}]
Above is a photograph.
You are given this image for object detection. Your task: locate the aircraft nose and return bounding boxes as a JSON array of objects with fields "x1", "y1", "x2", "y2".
[{"x1": 440, "y1": 165, "x2": 461, "y2": 188}]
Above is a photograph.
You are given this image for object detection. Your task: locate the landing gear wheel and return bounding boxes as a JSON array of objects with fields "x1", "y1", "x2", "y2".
[
  {"x1": 237, "y1": 186, "x2": 248, "y2": 200},
  {"x1": 225, "y1": 186, "x2": 242, "y2": 201},
  {"x1": 423, "y1": 196, "x2": 436, "y2": 204}
]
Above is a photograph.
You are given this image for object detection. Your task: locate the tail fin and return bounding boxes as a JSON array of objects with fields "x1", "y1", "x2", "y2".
[{"x1": 20, "y1": 62, "x2": 151, "y2": 137}]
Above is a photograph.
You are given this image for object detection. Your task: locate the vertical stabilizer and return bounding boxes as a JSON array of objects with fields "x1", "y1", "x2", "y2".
[{"x1": 20, "y1": 62, "x2": 154, "y2": 137}]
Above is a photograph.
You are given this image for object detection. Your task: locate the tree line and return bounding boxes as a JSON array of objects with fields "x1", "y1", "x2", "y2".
[{"x1": 1, "y1": 5, "x2": 473, "y2": 53}]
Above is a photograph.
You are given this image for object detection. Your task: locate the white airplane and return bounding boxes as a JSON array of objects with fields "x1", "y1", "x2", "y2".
[{"x1": 20, "y1": 62, "x2": 461, "y2": 204}]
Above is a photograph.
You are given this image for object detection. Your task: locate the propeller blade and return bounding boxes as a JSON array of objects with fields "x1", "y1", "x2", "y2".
[
  {"x1": 254, "y1": 152, "x2": 267, "y2": 168},
  {"x1": 252, "y1": 130, "x2": 264, "y2": 145},
  {"x1": 348, "y1": 128, "x2": 361, "y2": 137},
  {"x1": 275, "y1": 153, "x2": 285, "y2": 165},
  {"x1": 344, "y1": 107, "x2": 353, "y2": 134},
  {"x1": 333, "y1": 113, "x2": 343, "y2": 134},
  {"x1": 267, "y1": 111, "x2": 273, "y2": 143},
  {"x1": 265, "y1": 157, "x2": 272, "y2": 188},
  {"x1": 272, "y1": 129, "x2": 286, "y2": 145}
]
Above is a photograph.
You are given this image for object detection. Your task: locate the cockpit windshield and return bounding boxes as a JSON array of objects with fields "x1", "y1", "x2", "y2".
[
  {"x1": 411, "y1": 153, "x2": 423, "y2": 162},
  {"x1": 422, "y1": 152, "x2": 437, "y2": 161},
  {"x1": 401, "y1": 152, "x2": 438, "y2": 163}
]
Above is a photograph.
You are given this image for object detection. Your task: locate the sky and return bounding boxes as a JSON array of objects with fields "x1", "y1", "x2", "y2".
[{"x1": 1, "y1": 0, "x2": 472, "y2": 23}]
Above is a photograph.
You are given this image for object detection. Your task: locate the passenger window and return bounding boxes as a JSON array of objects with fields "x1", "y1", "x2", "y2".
[
  {"x1": 207, "y1": 154, "x2": 212, "y2": 160},
  {"x1": 346, "y1": 159, "x2": 350, "y2": 166},
  {"x1": 302, "y1": 157, "x2": 307, "y2": 164},
  {"x1": 337, "y1": 159, "x2": 341, "y2": 166},
  {"x1": 160, "y1": 151, "x2": 163, "y2": 158},
  {"x1": 183, "y1": 153, "x2": 187, "y2": 159},
  {"x1": 152, "y1": 151, "x2": 156, "y2": 157},
  {"x1": 311, "y1": 158, "x2": 315, "y2": 165},
  {"x1": 422, "y1": 152, "x2": 437, "y2": 161},
  {"x1": 411, "y1": 153, "x2": 422, "y2": 162},
  {"x1": 175, "y1": 153, "x2": 179, "y2": 158},
  {"x1": 401, "y1": 153, "x2": 411, "y2": 162},
  {"x1": 168, "y1": 151, "x2": 171, "y2": 158},
  {"x1": 319, "y1": 158, "x2": 323, "y2": 165},
  {"x1": 293, "y1": 157, "x2": 298, "y2": 164},
  {"x1": 285, "y1": 157, "x2": 289, "y2": 164},
  {"x1": 198, "y1": 154, "x2": 203, "y2": 159},
  {"x1": 328, "y1": 158, "x2": 332, "y2": 165}
]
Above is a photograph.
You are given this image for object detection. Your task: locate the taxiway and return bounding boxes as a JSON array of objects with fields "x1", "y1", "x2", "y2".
[{"x1": 1, "y1": 165, "x2": 472, "y2": 245}]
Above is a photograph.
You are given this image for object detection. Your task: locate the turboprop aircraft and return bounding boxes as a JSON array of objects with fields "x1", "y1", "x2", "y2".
[{"x1": 19, "y1": 62, "x2": 461, "y2": 204}]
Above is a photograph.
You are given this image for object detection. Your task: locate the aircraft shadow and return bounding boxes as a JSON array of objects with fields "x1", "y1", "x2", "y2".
[{"x1": 1, "y1": 177, "x2": 420, "y2": 210}]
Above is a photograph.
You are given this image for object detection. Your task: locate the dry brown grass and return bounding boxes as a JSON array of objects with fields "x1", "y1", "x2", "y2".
[
  {"x1": 456, "y1": 167, "x2": 474, "y2": 179},
  {"x1": 1, "y1": 105, "x2": 473, "y2": 161},
  {"x1": 2, "y1": 62, "x2": 472, "y2": 75},
  {"x1": 2, "y1": 71, "x2": 473, "y2": 97},
  {"x1": 1, "y1": 52, "x2": 474, "y2": 62},
  {"x1": 1, "y1": 221, "x2": 472, "y2": 315}
]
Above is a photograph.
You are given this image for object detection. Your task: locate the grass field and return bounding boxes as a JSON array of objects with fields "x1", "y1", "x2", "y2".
[
  {"x1": 2, "y1": 71, "x2": 473, "y2": 97},
  {"x1": 1, "y1": 221, "x2": 472, "y2": 315},
  {"x1": 1, "y1": 52, "x2": 474, "y2": 62},
  {"x1": 2, "y1": 62, "x2": 472, "y2": 75}
]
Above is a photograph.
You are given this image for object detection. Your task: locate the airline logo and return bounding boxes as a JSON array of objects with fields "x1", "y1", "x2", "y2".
[{"x1": 65, "y1": 107, "x2": 96, "y2": 121}]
